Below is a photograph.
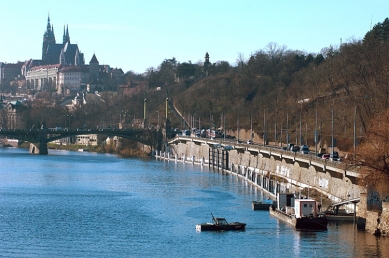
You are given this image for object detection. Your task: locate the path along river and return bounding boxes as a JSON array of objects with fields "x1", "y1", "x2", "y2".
[{"x1": 1, "y1": 147, "x2": 389, "y2": 257}]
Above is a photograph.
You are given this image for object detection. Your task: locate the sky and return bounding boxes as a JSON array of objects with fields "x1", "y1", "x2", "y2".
[{"x1": 1, "y1": 0, "x2": 388, "y2": 74}]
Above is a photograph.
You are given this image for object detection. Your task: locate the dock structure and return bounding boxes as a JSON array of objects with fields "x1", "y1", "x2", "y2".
[{"x1": 208, "y1": 146, "x2": 228, "y2": 170}]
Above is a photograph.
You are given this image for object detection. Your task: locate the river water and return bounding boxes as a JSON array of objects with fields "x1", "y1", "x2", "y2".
[{"x1": 0, "y1": 147, "x2": 389, "y2": 257}]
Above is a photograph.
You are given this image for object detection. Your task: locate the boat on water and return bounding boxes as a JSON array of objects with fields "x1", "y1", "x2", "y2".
[
  {"x1": 324, "y1": 206, "x2": 356, "y2": 222},
  {"x1": 196, "y1": 214, "x2": 246, "y2": 231},
  {"x1": 269, "y1": 193, "x2": 328, "y2": 231},
  {"x1": 252, "y1": 199, "x2": 277, "y2": 210}
]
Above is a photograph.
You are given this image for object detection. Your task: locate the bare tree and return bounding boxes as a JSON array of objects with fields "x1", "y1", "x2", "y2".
[{"x1": 356, "y1": 109, "x2": 389, "y2": 193}]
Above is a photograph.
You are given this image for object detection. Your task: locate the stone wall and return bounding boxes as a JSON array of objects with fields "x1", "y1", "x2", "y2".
[
  {"x1": 170, "y1": 141, "x2": 360, "y2": 204},
  {"x1": 366, "y1": 202, "x2": 389, "y2": 236},
  {"x1": 168, "y1": 140, "x2": 389, "y2": 235}
]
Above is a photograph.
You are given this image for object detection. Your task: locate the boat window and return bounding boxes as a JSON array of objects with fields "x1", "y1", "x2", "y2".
[{"x1": 304, "y1": 204, "x2": 307, "y2": 207}]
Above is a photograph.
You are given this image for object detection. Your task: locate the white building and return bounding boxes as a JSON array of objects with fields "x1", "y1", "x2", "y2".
[
  {"x1": 25, "y1": 64, "x2": 61, "y2": 91},
  {"x1": 75, "y1": 134, "x2": 98, "y2": 146},
  {"x1": 57, "y1": 66, "x2": 89, "y2": 94}
]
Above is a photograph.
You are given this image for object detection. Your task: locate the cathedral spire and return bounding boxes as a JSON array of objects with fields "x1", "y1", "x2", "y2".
[
  {"x1": 63, "y1": 24, "x2": 70, "y2": 44},
  {"x1": 43, "y1": 14, "x2": 56, "y2": 60},
  {"x1": 46, "y1": 15, "x2": 51, "y2": 31},
  {"x1": 66, "y1": 25, "x2": 70, "y2": 43}
]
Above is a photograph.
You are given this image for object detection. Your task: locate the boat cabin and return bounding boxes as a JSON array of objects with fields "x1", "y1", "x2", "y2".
[
  {"x1": 276, "y1": 193, "x2": 319, "y2": 218},
  {"x1": 277, "y1": 193, "x2": 295, "y2": 210},
  {"x1": 294, "y1": 199, "x2": 318, "y2": 219},
  {"x1": 213, "y1": 217, "x2": 228, "y2": 225}
]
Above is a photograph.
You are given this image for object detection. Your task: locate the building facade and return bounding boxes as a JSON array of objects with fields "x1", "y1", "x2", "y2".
[
  {"x1": 6, "y1": 100, "x2": 25, "y2": 129},
  {"x1": 57, "y1": 66, "x2": 89, "y2": 94},
  {"x1": 25, "y1": 64, "x2": 61, "y2": 91},
  {"x1": 1, "y1": 62, "x2": 24, "y2": 85}
]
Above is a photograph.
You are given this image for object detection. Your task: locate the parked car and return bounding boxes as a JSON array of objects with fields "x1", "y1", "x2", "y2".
[
  {"x1": 300, "y1": 145, "x2": 309, "y2": 154},
  {"x1": 291, "y1": 145, "x2": 300, "y2": 152},
  {"x1": 287, "y1": 143, "x2": 294, "y2": 151},
  {"x1": 322, "y1": 154, "x2": 330, "y2": 160},
  {"x1": 247, "y1": 140, "x2": 253, "y2": 145},
  {"x1": 330, "y1": 152, "x2": 340, "y2": 161}
]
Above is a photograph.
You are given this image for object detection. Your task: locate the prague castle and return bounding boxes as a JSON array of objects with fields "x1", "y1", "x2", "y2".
[{"x1": 0, "y1": 15, "x2": 123, "y2": 95}]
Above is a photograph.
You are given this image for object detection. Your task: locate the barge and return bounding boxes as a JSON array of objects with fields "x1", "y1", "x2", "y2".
[{"x1": 269, "y1": 193, "x2": 328, "y2": 231}]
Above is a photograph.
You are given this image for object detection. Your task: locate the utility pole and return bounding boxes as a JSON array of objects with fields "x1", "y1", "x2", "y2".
[
  {"x1": 250, "y1": 112, "x2": 253, "y2": 142},
  {"x1": 332, "y1": 101, "x2": 334, "y2": 157},
  {"x1": 315, "y1": 101, "x2": 318, "y2": 156}
]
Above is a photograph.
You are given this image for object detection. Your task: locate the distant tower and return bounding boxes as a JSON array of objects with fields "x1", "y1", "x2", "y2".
[
  {"x1": 63, "y1": 25, "x2": 70, "y2": 44},
  {"x1": 204, "y1": 52, "x2": 210, "y2": 66},
  {"x1": 42, "y1": 15, "x2": 56, "y2": 60},
  {"x1": 89, "y1": 54, "x2": 100, "y2": 81},
  {"x1": 202, "y1": 52, "x2": 211, "y2": 76}
]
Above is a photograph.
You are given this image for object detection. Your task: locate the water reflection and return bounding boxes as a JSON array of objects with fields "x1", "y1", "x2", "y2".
[{"x1": 1, "y1": 148, "x2": 389, "y2": 258}]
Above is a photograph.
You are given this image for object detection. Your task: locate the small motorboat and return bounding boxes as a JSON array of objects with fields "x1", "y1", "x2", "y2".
[{"x1": 196, "y1": 214, "x2": 246, "y2": 231}]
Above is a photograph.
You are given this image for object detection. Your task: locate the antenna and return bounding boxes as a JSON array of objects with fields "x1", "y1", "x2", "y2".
[{"x1": 370, "y1": 15, "x2": 373, "y2": 30}]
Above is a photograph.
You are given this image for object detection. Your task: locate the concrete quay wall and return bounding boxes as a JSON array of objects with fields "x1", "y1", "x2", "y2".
[
  {"x1": 163, "y1": 138, "x2": 389, "y2": 235},
  {"x1": 168, "y1": 140, "x2": 360, "y2": 205}
]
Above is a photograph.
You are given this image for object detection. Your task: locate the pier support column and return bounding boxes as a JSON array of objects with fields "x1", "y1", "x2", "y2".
[{"x1": 29, "y1": 142, "x2": 48, "y2": 155}]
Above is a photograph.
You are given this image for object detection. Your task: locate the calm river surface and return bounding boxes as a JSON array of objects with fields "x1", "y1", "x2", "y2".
[{"x1": 1, "y1": 147, "x2": 389, "y2": 257}]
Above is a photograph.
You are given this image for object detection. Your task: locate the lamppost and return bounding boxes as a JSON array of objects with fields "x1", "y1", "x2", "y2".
[
  {"x1": 307, "y1": 180, "x2": 310, "y2": 199},
  {"x1": 263, "y1": 109, "x2": 266, "y2": 146},
  {"x1": 320, "y1": 185, "x2": 323, "y2": 211},
  {"x1": 223, "y1": 112, "x2": 226, "y2": 141},
  {"x1": 286, "y1": 113, "x2": 289, "y2": 146},
  {"x1": 354, "y1": 103, "x2": 356, "y2": 159},
  {"x1": 237, "y1": 110, "x2": 240, "y2": 142},
  {"x1": 250, "y1": 112, "x2": 253, "y2": 142},
  {"x1": 315, "y1": 101, "x2": 318, "y2": 156},
  {"x1": 280, "y1": 126, "x2": 288, "y2": 148},
  {"x1": 332, "y1": 101, "x2": 335, "y2": 158},
  {"x1": 299, "y1": 105, "x2": 302, "y2": 146},
  {"x1": 156, "y1": 111, "x2": 160, "y2": 129}
]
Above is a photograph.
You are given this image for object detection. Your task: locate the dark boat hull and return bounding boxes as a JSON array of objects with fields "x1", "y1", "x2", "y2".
[
  {"x1": 196, "y1": 222, "x2": 246, "y2": 231},
  {"x1": 252, "y1": 201, "x2": 277, "y2": 210},
  {"x1": 270, "y1": 206, "x2": 328, "y2": 231}
]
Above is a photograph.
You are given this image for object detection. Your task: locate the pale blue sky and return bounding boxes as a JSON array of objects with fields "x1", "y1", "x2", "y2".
[{"x1": 1, "y1": 0, "x2": 388, "y2": 74}]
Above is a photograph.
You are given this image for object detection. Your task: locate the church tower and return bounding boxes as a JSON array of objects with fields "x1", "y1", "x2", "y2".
[
  {"x1": 89, "y1": 54, "x2": 100, "y2": 81},
  {"x1": 42, "y1": 15, "x2": 56, "y2": 60},
  {"x1": 63, "y1": 25, "x2": 70, "y2": 44}
]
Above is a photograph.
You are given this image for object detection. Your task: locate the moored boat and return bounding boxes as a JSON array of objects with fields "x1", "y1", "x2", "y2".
[
  {"x1": 252, "y1": 199, "x2": 277, "y2": 210},
  {"x1": 269, "y1": 193, "x2": 328, "y2": 231},
  {"x1": 325, "y1": 206, "x2": 356, "y2": 222},
  {"x1": 196, "y1": 214, "x2": 246, "y2": 231}
]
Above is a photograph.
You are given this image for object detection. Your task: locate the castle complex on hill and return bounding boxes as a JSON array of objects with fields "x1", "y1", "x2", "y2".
[{"x1": 0, "y1": 15, "x2": 123, "y2": 95}]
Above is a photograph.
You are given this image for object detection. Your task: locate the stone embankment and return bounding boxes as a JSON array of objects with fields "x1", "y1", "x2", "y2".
[{"x1": 156, "y1": 137, "x2": 389, "y2": 236}]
